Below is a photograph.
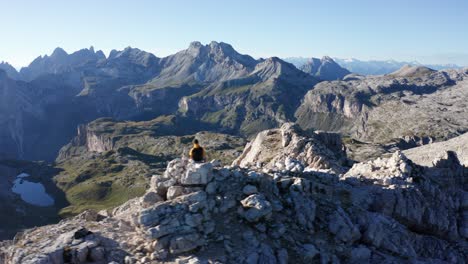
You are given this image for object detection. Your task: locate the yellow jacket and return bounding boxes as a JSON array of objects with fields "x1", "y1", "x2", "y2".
[{"x1": 189, "y1": 144, "x2": 206, "y2": 161}]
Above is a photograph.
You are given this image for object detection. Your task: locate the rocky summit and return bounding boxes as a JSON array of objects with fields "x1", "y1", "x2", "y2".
[{"x1": 1, "y1": 124, "x2": 466, "y2": 264}]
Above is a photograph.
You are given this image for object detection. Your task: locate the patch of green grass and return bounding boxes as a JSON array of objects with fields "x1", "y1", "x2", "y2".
[
  {"x1": 200, "y1": 107, "x2": 241, "y2": 130},
  {"x1": 60, "y1": 181, "x2": 146, "y2": 217},
  {"x1": 202, "y1": 109, "x2": 225, "y2": 124},
  {"x1": 240, "y1": 118, "x2": 276, "y2": 136},
  {"x1": 211, "y1": 84, "x2": 252, "y2": 96},
  {"x1": 54, "y1": 147, "x2": 155, "y2": 216}
]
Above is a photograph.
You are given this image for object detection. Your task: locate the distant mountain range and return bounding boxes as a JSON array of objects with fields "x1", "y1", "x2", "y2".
[
  {"x1": 285, "y1": 57, "x2": 464, "y2": 76},
  {"x1": 1, "y1": 42, "x2": 467, "y2": 162},
  {"x1": 0, "y1": 42, "x2": 321, "y2": 160}
]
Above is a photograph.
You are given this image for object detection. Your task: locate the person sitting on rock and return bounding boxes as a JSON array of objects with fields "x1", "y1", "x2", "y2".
[{"x1": 189, "y1": 139, "x2": 206, "y2": 162}]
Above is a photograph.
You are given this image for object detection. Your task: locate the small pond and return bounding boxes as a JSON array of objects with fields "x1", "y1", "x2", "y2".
[{"x1": 11, "y1": 173, "x2": 54, "y2": 207}]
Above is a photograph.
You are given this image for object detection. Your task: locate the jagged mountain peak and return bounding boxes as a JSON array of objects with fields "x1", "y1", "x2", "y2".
[
  {"x1": 321, "y1": 55, "x2": 334, "y2": 62},
  {"x1": 50, "y1": 47, "x2": 68, "y2": 58},
  {"x1": 188, "y1": 41, "x2": 234, "y2": 52},
  {"x1": 208, "y1": 41, "x2": 237, "y2": 54},
  {"x1": 150, "y1": 41, "x2": 257, "y2": 86},
  {"x1": 300, "y1": 56, "x2": 350, "y2": 81},
  {"x1": 253, "y1": 57, "x2": 313, "y2": 80},
  {"x1": 19, "y1": 46, "x2": 109, "y2": 81},
  {"x1": 188, "y1": 41, "x2": 203, "y2": 49},
  {"x1": 256, "y1": 56, "x2": 295, "y2": 69},
  {"x1": 101, "y1": 47, "x2": 160, "y2": 72},
  {"x1": 183, "y1": 41, "x2": 256, "y2": 65},
  {"x1": 0, "y1": 61, "x2": 19, "y2": 79},
  {"x1": 108, "y1": 46, "x2": 155, "y2": 60}
]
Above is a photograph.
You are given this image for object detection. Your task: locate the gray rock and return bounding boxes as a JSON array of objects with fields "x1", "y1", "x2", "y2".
[
  {"x1": 245, "y1": 252, "x2": 259, "y2": 264},
  {"x1": 205, "y1": 182, "x2": 217, "y2": 194},
  {"x1": 276, "y1": 248, "x2": 288, "y2": 264},
  {"x1": 75, "y1": 242, "x2": 89, "y2": 263},
  {"x1": 290, "y1": 190, "x2": 316, "y2": 230},
  {"x1": 167, "y1": 186, "x2": 186, "y2": 200},
  {"x1": 233, "y1": 123, "x2": 345, "y2": 173},
  {"x1": 350, "y1": 246, "x2": 371, "y2": 263},
  {"x1": 240, "y1": 194, "x2": 272, "y2": 222},
  {"x1": 169, "y1": 233, "x2": 203, "y2": 254},
  {"x1": 89, "y1": 246, "x2": 105, "y2": 261},
  {"x1": 184, "y1": 213, "x2": 204, "y2": 228},
  {"x1": 258, "y1": 243, "x2": 277, "y2": 264},
  {"x1": 181, "y1": 163, "x2": 214, "y2": 185},
  {"x1": 328, "y1": 207, "x2": 361, "y2": 242},
  {"x1": 302, "y1": 244, "x2": 319, "y2": 261},
  {"x1": 141, "y1": 191, "x2": 163, "y2": 207},
  {"x1": 362, "y1": 213, "x2": 416, "y2": 258},
  {"x1": 242, "y1": 185, "x2": 258, "y2": 195}
]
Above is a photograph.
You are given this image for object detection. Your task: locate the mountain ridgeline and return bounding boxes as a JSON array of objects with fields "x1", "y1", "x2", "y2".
[
  {"x1": 0, "y1": 42, "x2": 320, "y2": 161},
  {"x1": 1, "y1": 41, "x2": 467, "y2": 162}
]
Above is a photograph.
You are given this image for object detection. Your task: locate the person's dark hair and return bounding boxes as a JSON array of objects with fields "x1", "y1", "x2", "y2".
[{"x1": 193, "y1": 139, "x2": 199, "y2": 144}]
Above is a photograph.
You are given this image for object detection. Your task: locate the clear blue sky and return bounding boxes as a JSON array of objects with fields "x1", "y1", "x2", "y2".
[{"x1": 1, "y1": 0, "x2": 467, "y2": 68}]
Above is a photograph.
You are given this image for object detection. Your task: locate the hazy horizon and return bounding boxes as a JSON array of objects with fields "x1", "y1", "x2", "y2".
[{"x1": 1, "y1": 0, "x2": 467, "y2": 68}]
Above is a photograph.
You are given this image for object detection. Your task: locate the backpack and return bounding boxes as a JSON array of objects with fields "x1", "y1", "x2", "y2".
[{"x1": 191, "y1": 147, "x2": 204, "y2": 162}]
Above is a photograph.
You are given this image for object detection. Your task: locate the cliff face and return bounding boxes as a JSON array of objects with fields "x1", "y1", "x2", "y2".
[
  {"x1": 56, "y1": 123, "x2": 114, "y2": 162},
  {"x1": 1, "y1": 128, "x2": 467, "y2": 264},
  {"x1": 85, "y1": 129, "x2": 114, "y2": 153},
  {"x1": 233, "y1": 123, "x2": 347, "y2": 173},
  {"x1": 0, "y1": 71, "x2": 36, "y2": 159}
]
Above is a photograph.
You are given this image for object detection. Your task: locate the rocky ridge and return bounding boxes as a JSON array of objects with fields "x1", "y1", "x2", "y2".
[
  {"x1": 20, "y1": 47, "x2": 106, "y2": 82},
  {"x1": 1, "y1": 125, "x2": 466, "y2": 264},
  {"x1": 403, "y1": 132, "x2": 468, "y2": 167},
  {"x1": 0, "y1": 63, "x2": 20, "y2": 79},
  {"x1": 295, "y1": 67, "x2": 468, "y2": 144}
]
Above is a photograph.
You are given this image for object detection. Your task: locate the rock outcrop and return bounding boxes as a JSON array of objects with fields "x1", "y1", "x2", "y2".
[
  {"x1": 233, "y1": 123, "x2": 346, "y2": 173},
  {"x1": 2, "y1": 128, "x2": 466, "y2": 264},
  {"x1": 403, "y1": 132, "x2": 468, "y2": 167}
]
